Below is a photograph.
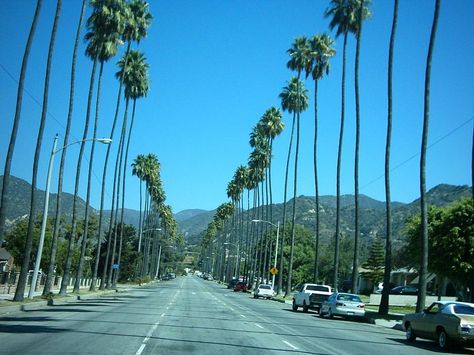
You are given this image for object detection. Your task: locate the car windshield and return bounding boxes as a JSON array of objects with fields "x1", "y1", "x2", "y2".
[
  {"x1": 307, "y1": 285, "x2": 329, "y2": 292},
  {"x1": 337, "y1": 294, "x2": 362, "y2": 302},
  {"x1": 259, "y1": 285, "x2": 271, "y2": 290},
  {"x1": 453, "y1": 305, "x2": 474, "y2": 315}
]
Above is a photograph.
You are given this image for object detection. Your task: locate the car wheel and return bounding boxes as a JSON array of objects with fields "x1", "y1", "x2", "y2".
[
  {"x1": 327, "y1": 308, "x2": 333, "y2": 319},
  {"x1": 437, "y1": 328, "x2": 449, "y2": 349},
  {"x1": 303, "y1": 301, "x2": 309, "y2": 313},
  {"x1": 319, "y1": 309, "x2": 325, "y2": 318},
  {"x1": 405, "y1": 323, "x2": 416, "y2": 342},
  {"x1": 292, "y1": 300, "x2": 298, "y2": 312},
  {"x1": 254, "y1": 294, "x2": 257, "y2": 299}
]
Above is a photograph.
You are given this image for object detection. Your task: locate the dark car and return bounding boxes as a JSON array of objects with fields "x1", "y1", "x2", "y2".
[
  {"x1": 227, "y1": 279, "x2": 239, "y2": 289},
  {"x1": 233, "y1": 282, "x2": 248, "y2": 292},
  {"x1": 391, "y1": 285, "x2": 418, "y2": 295}
]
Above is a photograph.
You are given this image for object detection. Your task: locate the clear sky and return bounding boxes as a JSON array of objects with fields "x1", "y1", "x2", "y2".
[{"x1": 1, "y1": 1, "x2": 473, "y2": 215}]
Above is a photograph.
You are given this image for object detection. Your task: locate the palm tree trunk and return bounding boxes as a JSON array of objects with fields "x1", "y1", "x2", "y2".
[
  {"x1": 313, "y1": 79, "x2": 320, "y2": 283},
  {"x1": 13, "y1": 0, "x2": 60, "y2": 301},
  {"x1": 352, "y1": 0, "x2": 364, "y2": 294},
  {"x1": 379, "y1": 0, "x2": 399, "y2": 316},
  {"x1": 44, "y1": 0, "x2": 86, "y2": 296},
  {"x1": 333, "y1": 33, "x2": 348, "y2": 292},
  {"x1": 287, "y1": 111, "x2": 301, "y2": 295},
  {"x1": 113, "y1": 99, "x2": 137, "y2": 286},
  {"x1": 74, "y1": 61, "x2": 104, "y2": 292},
  {"x1": 280, "y1": 112, "x2": 296, "y2": 296},
  {"x1": 417, "y1": 0, "x2": 440, "y2": 313},
  {"x1": 0, "y1": 0, "x2": 42, "y2": 248},
  {"x1": 93, "y1": 42, "x2": 131, "y2": 291},
  {"x1": 59, "y1": 58, "x2": 97, "y2": 296}
]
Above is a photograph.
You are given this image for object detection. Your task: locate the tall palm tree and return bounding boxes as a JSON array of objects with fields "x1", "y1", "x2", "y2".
[
  {"x1": 93, "y1": 0, "x2": 152, "y2": 290},
  {"x1": 0, "y1": 0, "x2": 42, "y2": 248},
  {"x1": 74, "y1": 0, "x2": 125, "y2": 293},
  {"x1": 351, "y1": 0, "x2": 370, "y2": 294},
  {"x1": 131, "y1": 154, "x2": 147, "y2": 251},
  {"x1": 280, "y1": 77, "x2": 309, "y2": 295},
  {"x1": 115, "y1": 50, "x2": 149, "y2": 286},
  {"x1": 325, "y1": 0, "x2": 359, "y2": 291},
  {"x1": 306, "y1": 34, "x2": 335, "y2": 283},
  {"x1": 43, "y1": 0, "x2": 87, "y2": 296},
  {"x1": 379, "y1": 0, "x2": 398, "y2": 316},
  {"x1": 13, "y1": 0, "x2": 62, "y2": 302},
  {"x1": 417, "y1": 0, "x2": 441, "y2": 313}
]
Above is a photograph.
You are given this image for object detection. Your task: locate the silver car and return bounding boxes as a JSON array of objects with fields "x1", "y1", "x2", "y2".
[
  {"x1": 319, "y1": 292, "x2": 366, "y2": 319},
  {"x1": 254, "y1": 284, "x2": 275, "y2": 299}
]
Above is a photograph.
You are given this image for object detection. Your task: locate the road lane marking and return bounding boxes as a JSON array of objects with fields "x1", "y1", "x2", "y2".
[
  {"x1": 254, "y1": 323, "x2": 264, "y2": 329},
  {"x1": 136, "y1": 344, "x2": 146, "y2": 355},
  {"x1": 136, "y1": 320, "x2": 160, "y2": 355},
  {"x1": 240, "y1": 314, "x2": 246, "y2": 318},
  {"x1": 283, "y1": 340, "x2": 298, "y2": 350}
]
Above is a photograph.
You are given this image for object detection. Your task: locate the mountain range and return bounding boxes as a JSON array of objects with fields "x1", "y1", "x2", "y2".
[{"x1": 1, "y1": 175, "x2": 471, "y2": 247}]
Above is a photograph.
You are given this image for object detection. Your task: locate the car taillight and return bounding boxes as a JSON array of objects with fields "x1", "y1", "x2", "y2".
[
  {"x1": 358, "y1": 304, "x2": 365, "y2": 308},
  {"x1": 336, "y1": 302, "x2": 346, "y2": 307}
]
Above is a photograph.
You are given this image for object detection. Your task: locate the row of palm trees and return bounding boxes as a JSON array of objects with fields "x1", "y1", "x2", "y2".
[
  {"x1": 0, "y1": 0, "x2": 160, "y2": 302},
  {"x1": 202, "y1": 0, "x2": 441, "y2": 315}
]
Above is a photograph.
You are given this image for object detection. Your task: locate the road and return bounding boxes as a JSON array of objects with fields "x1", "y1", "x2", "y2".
[{"x1": 0, "y1": 276, "x2": 471, "y2": 354}]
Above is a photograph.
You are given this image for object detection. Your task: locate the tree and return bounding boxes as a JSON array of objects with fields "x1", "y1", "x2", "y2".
[
  {"x1": 325, "y1": 0, "x2": 360, "y2": 291},
  {"x1": 93, "y1": 0, "x2": 152, "y2": 291},
  {"x1": 417, "y1": 0, "x2": 441, "y2": 312},
  {"x1": 305, "y1": 34, "x2": 335, "y2": 283},
  {"x1": 404, "y1": 198, "x2": 474, "y2": 302},
  {"x1": 379, "y1": 0, "x2": 399, "y2": 316},
  {"x1": 361, "y1": 237, "x2": 385, "y2": 288},
  {"x1": 0, "y1": 0, "x2": 42, "y2": 248},
  {"x1": 43, "y1": 0, "x2": 87, "y2": 296},
  {"x1": 14, "y1": 0, "x2": 62, "y2": 302},
  {"x1": 280, "y1": 77, "x2": 309, "y2": 295}
]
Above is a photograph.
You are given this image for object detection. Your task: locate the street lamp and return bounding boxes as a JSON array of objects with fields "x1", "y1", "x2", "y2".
[
  {"x1": 28, "y1": 134, "x2": 112, "y2": 299},
  {"x1": 138, "y1": 227, "x2": 161, "y2": 252},
  {"x1": 251, "y1": 219, "x2": 280, "y2": 290}
]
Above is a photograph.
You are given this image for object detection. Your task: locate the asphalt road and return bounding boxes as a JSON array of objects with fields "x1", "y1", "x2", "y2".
[{"x1": 0, "y1": 276, "x2": 472, "y2": 354}]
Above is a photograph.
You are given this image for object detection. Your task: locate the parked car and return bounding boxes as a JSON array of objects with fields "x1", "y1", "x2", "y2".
[
  {"x1": 254, "y1": 284, "x2": 275, "y2": 299},
  {"x1": 227, "y1": 279, "x2": 239, "y2": 289},
  {"x1": 319, "y1": 292, "x2": 366, "y2": 319},
  {"x1": 233, "y1": 281, "x2": 247, "y2": 292},
  {"x1": 292, "y1": 283, "x2": 332, "y2": 312},
  {"x1": 390, "y1": 285, "x2": 418, "y2": 295},
  {"x1": 403, "y1": 301, "x2": 474, "y2": 350}
]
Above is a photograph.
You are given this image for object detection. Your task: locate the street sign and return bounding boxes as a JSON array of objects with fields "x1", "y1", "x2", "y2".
[
  {"x1": 270, "y1": 266, "x2": 278, "y2": 275},
  {"x1": 112, "y1": 264, "x2": 119, "y2": 270}
]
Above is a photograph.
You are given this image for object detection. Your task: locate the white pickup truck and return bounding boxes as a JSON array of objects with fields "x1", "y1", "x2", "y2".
[{"x1": 292, "y1": 283, "x2": 332, "y2": 312}]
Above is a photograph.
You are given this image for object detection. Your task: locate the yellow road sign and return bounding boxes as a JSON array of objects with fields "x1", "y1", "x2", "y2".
[{"x1": 270, "y1": 266, "x2": 278, "y2": 275}]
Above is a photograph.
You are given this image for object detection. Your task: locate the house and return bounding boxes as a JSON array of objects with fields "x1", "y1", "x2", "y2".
[{"x1": 0, "y1": 248, "x2": 14, "y2": 273}]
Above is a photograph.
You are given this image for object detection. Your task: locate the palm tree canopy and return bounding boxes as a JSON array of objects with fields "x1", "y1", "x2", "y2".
[
  {"x1": 307, "y1": 34, "x2": 336, "y2": 81},
  {"x1": 131, "y1": 154, "x2": 147, "y2": 180},
  {"x1": 249, "y1": 123, "x2": 267, "y2": 148},
  {"x1": 279, "y1": 77, "x2": 309, "y2": 114},
  {"x1": 325, "y1": 0, "x2": 371, "y2": 38},
  {"x1": 85, "y1": 0, "x2": 128, "y2": 61},
  {"x1": 260, "y1": 107, "x2": 284, "y2": 140},
  {"x1": 286, "y1": 36, "x2": 311, "y2": 75},
  {"x1": 123, "y1": 0, "x2": 153, "y2": 43},
  {"x1": 116, "y1": 50, "x2": 150, "y2": 100}
]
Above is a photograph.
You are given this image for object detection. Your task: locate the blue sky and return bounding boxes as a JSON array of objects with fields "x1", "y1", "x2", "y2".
[{"x1": 1, "y1": 0, "x2": 473, "y2": 214}]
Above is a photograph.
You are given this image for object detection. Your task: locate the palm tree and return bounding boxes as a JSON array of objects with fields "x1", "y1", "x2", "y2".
[
  {"x1": 0, "y1": 0, "x2": 42, "y2": 248},
  {"x1": 131, "y1": 154, "x2": 147, "y2": 251},
  {"x1": 279, "y1": 77, "x2": 309, "y2": 296},
  {"x1": 43, "y1": 0, "x2": 87, "y2": 297},
  {"x1": 325, "y1": 0, "x2": 359, "y2": 291},
  {"x1": 379, "y1": 0, "x2": 399, "y2": 316},
  {"x1": 93, "y1": 0, "x2": 152, "y2": 290},
  {"x1": 115, "y1": 50, "x2": 149, "y2": 286},
  {"x1": 306, "y1": 34, "x2": 335, "y2": 283},
  {"x1": 74, "y1": 0, "x2": 125, "y2": 293},
  {"x1": 417, "y1": 0, "x2": 441, "y2": 313},
  {"x1": 351, "y1": 0, "x2": 370, "y2": 294},
  {"x1": 13, "y1": 0, "x2": 62, "y2": 302}
]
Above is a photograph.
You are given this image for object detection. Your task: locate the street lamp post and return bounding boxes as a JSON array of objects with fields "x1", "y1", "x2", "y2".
[
  {"x1": 28, "y1": 134, "x2": 111, "y2": 299},
  {"x1": 251, "y1": 219, "x2": 280, "y2": 290}
]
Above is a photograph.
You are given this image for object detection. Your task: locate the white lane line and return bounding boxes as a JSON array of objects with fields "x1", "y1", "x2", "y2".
[
  {"x1": 135, "y1": 344, "x2": 146, "y2": 355},
  {"x1": 282, "y1": 340, "x2": 298, "y2": 350},
  {"x1": 240, "y1": 314, "x2": 246, "y2": 318},
  {"x1": 254, "y1": 323, "x2": 264, "y2": 329}
]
